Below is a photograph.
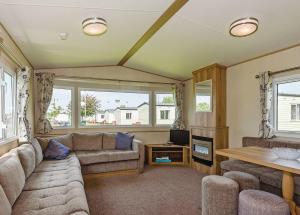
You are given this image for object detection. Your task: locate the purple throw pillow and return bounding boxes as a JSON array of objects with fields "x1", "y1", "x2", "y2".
[
  {"x1": 44, "y1": 139, "x2": 71, "y2": 160},
  {"x1": 115, "y1": 132, "x2": 134, "y2": 150}
]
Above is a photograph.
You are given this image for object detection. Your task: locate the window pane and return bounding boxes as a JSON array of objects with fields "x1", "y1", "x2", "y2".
[
  {"x1": 277, "y1": 81, "x2": 300, "y2": 131},
  {"x1": 4, "y1": 72, "x2": 15, "y2": 138},
  {"x1": 156, "y1": 93, "x2": 175, "y2": 125},
  {"x1": 80, "y1": 90, "x2": 149, "y2": 126},
  {"x1": 47, "y1": 88, "x2": 72, "y2": 127}
]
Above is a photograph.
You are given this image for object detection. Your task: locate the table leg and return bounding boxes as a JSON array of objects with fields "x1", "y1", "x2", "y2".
[{"x1": 282, "y1": 171, "x2": 296, "y2": 215}]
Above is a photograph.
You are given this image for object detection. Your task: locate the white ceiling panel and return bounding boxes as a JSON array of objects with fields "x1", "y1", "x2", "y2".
[
  {"x1": 126, "y1": 0, "x2": 300, "y2": 80},
  {"x1": 0, "y1": 0, "x2": 174, "y2": 68}
]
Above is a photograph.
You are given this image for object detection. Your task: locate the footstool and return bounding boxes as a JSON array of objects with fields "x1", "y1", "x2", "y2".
[
  {"x1": 202, "y1": 175, "x2": 239, "y2": 215},
  {"x1": 239, "y1": 190, "x2": 290, "y2": 215},
  {"x1": 224, "y1": 171, "x2": 260, "y2": 191}
]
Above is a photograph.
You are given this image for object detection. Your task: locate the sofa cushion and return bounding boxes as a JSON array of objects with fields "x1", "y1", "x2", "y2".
[
  {"x1": 221, "y1": 160, "x2": 259, "y2": 172},
  {"x1": 12, "y1": 181, "x2": 89, "y2": 215},
  {"x1": 24, "y1": 167, "x2": 83, "y2": 191},
  {"x1": 103, "y1": 133, "x2": 116, "y2": 150},
  {"x1": 76, "y1": 150, "x2": 139, "y2": 165},
  {"x1": 34, "y1": 153, "x2": 80, "y2": 173},
  {"x1": 31, "y1": 138, "x2": 43, "y2": 166},
  {"x1": 0, "y1": 152, "x2": 25, "y2": 205},
  {"x1": 12, "y1": 144, "x2": 36, "y2": 179},
  {"x1": 44, "y1": 139, "x2": 71, "y2": 160},
  {"x1": 37, "y1": 134, "x2": 73, "y2": 152},
  {"x1": 0, "y1": 184, "x2": 11, "y2": 215},
  {"x1": 115, "y1": 132, "x2": 134, "y2": 150},
  {"x1": 73, "y1": 133, "x2": 103, "y2": 151}
]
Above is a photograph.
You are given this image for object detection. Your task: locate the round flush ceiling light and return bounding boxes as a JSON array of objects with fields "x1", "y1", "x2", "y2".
[
  {"x1": 229, "y1": 17, "x2": 258, "y2": 37},
  {"x1": 82, "y1": 17, "x2": 107, "y2": 36}
]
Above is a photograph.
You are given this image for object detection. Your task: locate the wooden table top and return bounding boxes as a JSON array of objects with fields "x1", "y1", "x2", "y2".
[{"x1": 216, "y1": 146, "x2": 300, "y2": 175}]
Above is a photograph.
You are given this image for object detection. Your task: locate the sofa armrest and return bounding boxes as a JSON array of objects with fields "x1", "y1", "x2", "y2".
[{"x1": 132, "y1": 139, "x2": 145, "y2": 173}]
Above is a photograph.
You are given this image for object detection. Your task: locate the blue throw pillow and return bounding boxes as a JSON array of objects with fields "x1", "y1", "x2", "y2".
[
  {"x1": 115, "y1": 132, "x2": 134, "y2": 150},
  {"x1": 44, "y1": 139, "x2": 71, "y2": 160}
]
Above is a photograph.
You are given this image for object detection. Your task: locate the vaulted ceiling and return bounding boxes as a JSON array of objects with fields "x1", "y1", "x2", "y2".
[{"x1": 1, "y1": 0, "x2": 300, "y2": 80}]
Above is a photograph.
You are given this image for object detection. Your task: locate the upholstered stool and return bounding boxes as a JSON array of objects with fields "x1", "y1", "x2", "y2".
[
  {"x1": 239, "y1": 190, "x2": 290, "y2": 215},
  {"x1": 202, "y1": 175, "x2": 239, "y2": 215},
  {"x1": 224, "y1": 171, "x2": 260, "y2": 191}
]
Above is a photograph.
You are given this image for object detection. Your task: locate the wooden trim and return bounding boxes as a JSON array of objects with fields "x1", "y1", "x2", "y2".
[
  {"x1": 228, "y1": 43, "x2": 300, "y2": 68},
  {"x1": 192, "y1": 63, "x2": 227, "y2": 74},
  {"x1": 54, "y1": 74, "x2": 177, "y2": 85},
  {"x1": 122, "y1": 65, "x2": 182, "y2": 82},
  {"x1": 0, "y1": 23, "x2": 34, "y2": 69},
  {"x1": 35, "y1": 64, "x2": 117, "y2": 70},
  {"x1": 117, "y1": 0, "x2": 188, "y2": 65}
]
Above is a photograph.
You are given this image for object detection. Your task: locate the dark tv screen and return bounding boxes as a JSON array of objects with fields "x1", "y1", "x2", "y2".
[{"x1": 170, "y1": 129, "x2": 190, "y2": 146}]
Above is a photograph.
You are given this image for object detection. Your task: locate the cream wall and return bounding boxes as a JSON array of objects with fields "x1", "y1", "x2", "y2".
[
  {"x1": 227, "y1": 46, "x2": 300, "y2": 148},
  {"x1": 183, "y1": 46, "x2": 300, "y2": 148},
  {"x1": 34, "y1": 66, "x2": 180, "y2": 144}
]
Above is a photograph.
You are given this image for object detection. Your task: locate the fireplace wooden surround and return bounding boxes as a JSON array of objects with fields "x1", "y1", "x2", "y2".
[{"x1": 190, "y1": 63, "x2": 228, "y2": 175}]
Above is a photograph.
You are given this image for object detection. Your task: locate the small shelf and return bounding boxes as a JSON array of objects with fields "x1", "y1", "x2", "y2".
[{"x1": 145, "y1": 144, "x2": 190, "y2": 166}]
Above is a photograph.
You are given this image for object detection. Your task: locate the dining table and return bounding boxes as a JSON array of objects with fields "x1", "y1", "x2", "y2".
[{"x1": 216, "y1": 146, "x2": 300, "y2": 215}]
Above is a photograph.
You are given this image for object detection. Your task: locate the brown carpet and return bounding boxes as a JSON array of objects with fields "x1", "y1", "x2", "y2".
[{"x1": 84, "y1": 166, "x2": 206, "y2": 215}]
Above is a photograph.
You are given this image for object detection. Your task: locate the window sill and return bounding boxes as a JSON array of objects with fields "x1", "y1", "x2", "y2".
[
  {"x1": 274, "y1": 131, "x2": 300, "y2": 140},
  {"x1": 0, "y1": 137, "x2": 18, "y2": 145}
]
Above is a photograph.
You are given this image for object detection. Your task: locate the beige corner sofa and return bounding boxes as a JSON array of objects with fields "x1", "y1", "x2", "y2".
[
  {"x1": 0, "y1": 141, "x2": 89, "y2": 215},
  {"x1": 37, "y1": 133, "x2": 145, "y2": 174},
  {"x1": 0, "y1": 132, "x2": 144, "y2": 215}
]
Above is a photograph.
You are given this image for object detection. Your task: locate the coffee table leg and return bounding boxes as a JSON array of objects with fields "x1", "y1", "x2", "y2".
[{"x1": 282, "y1": 171, "x2": 296, "y2": 215}]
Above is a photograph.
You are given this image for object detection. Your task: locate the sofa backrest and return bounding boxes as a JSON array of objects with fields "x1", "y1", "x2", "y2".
[
  {"x1": 36, "y1": 134, "x2": 73, "y2": 151},
  {"x1": 0, "y1": 152, "x2": 25, "y2": 206},
  {"x1": 243, "y1": 137, "x2": 300, "y2": 149},
  {"x1": 10, "y1": 144, "x2": 36, "y2": 179},
  {"x1": 103, "y1": 133, "x2": 116, "y2": 150},
  {"x1": 73, "y1": 133, "x2": 103, "y2": 151},
  {"x1": 35, "y1": 132, "x2": 125, "y2": 152}
]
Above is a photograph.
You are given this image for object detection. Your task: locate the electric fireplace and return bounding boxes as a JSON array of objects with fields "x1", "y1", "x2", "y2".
[{"x1": 192, "y1": 135, "x2": 213, "y2": 166}]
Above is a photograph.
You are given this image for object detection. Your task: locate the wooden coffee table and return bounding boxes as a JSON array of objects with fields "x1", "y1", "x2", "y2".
[{"x1": 216, "y1": 146, "x2": 300, "y2": 215}]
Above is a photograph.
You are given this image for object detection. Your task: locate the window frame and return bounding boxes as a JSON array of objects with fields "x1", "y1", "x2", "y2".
[
  {"x1": 272, "y1": 73, "x2": 300, "y2": 137},
  {"x1": 78, "y1": 87, "x2": 152, "y2": 128},
  {"x1": 0, "y1": 66, "x2": 18, "y2": 144},
  {"x1": 48, "y1": 86, "x2": 75, "y2": 129},
  {"x1": 154, "y1": 91, "x2": 175, "y2": 127}
]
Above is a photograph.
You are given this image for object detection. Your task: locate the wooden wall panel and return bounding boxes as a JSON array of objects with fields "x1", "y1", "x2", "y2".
[{"x1": 191, "y1": 64, "x2": 228, "y2": 175}]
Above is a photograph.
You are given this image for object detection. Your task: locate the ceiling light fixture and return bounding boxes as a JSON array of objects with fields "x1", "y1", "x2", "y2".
[
  {"x1": 82, "y1": 17, "x2": 107, "y2": 36},
  {"x1": 229, "y1": 17, "x2": 258, "y2": 37}
]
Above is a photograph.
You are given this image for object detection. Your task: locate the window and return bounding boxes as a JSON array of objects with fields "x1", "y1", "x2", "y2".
[
  {"x1": 0, "y1": 67, "x2": 17, "y2": 142},
  {"x1": 79, "y1": 89, "x2": 150, "y2": 126},
  {"x1": 160, "y1": 110, "x2": 170, "y2": 120},
  {"x1": 47, "y1": 87, "x2": 73, "y2": 128},
  {"x1": 274, "y1": 78, "x2": 300, "y2": 132},
  {"x1": 126, "y1": 113, "x2": 132, "y2": 120},
  {"x1": 155, "y1": 93, "x2": 175, "y2": 125}
]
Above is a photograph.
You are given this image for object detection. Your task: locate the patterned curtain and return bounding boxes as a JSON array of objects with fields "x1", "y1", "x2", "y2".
[
  {"x1": 36, "y1": 72, "x2": 55, "y2": 134},
  {"x1": 258, "y1": 71, "x2": 275, "y2": 139},
  {"x1": 172, "y1": 83, "x2": 185, "y2": 130},
  {"x1": 17, "y1": 66, "x2": 32, "y2": 141}
]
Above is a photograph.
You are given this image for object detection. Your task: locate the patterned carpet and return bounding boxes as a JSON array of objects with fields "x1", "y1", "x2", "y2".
[{"x1": 84, "y1": 166, "x2": 205, "y2": 215}]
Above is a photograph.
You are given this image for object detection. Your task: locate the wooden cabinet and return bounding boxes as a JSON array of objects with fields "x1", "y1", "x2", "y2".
[{"x1": 191, "y1": 63, "x2": 228, "y2": 175}]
